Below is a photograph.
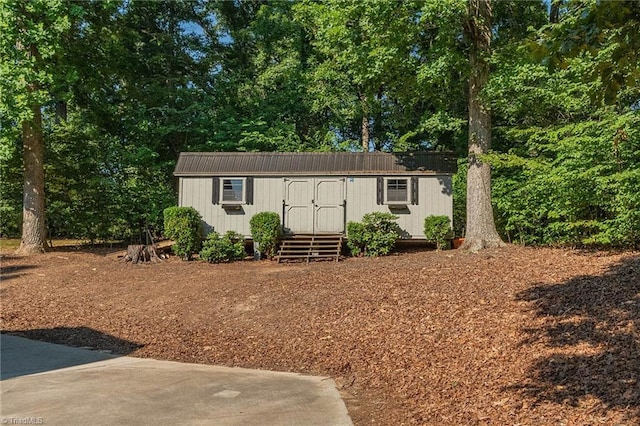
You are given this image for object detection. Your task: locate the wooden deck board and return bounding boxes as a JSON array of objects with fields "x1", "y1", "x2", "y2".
[{"x1": 277, "y1": 234, "x2": 343, "y2": 263}]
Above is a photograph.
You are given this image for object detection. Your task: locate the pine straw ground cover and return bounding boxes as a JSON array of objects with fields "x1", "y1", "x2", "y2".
[{"x1": 1, "y1": 245, "x2": 638, "y2": 425}]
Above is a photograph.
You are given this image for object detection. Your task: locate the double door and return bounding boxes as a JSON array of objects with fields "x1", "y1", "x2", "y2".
[{"x1": 283, "y1": 178, "x2": 345, "y2": 234}]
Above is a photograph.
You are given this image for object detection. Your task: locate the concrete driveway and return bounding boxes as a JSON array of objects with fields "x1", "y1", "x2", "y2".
[{"x1": 0, "y1": 334, "x2": 352, "y2": 425}]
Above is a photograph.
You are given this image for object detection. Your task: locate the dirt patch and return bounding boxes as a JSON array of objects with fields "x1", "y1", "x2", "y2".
[{"x1": 1, "y1": 246, "x2": 638, "y2": 425}]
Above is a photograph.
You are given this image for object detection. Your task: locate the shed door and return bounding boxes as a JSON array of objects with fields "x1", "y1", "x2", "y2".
[
  {"x1": 284, "y1": 179, "x2": 314, "y2": 234},
  {"x1": 314, "y1": 178, "x2": 345, "y2": 233},
  {"x1": 284, "y1": 178, "x2": 345, "y2": 234}
]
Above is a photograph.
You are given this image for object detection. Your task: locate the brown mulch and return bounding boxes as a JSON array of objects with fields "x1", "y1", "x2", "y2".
[{"x1": 1, "y1": 245, "x2": 638, "y2": 425}]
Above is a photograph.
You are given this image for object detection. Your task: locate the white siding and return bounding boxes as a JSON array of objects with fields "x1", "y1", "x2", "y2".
[
  {"x1": 345, "y1": 175, "x2": 452, "y2": 238},
  {"x1": 178, "y1": 174, "x2": 452, "y2": 239},
  {"x1": 179, "y1": 177, "x2": 284, "y2": 237}
]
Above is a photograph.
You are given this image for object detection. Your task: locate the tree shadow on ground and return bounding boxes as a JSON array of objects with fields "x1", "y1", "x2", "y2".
[
  {"x1": 47, "y1": 242, "x2": 128, "y2": 256},
  {"x1": 3, "y1": 326, "x2": 144, "y2": 355},
  {"x1": 511, "y1": 255, "x2": 640, "y2": 416},
  {"x1": 0, "y1": 264, "x2": 37, "y2": 282},
  {"x1": 1, "y1": 327, "x2": 144, "y2": 380}
]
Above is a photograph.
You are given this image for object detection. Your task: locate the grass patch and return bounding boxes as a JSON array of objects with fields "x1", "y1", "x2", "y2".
[
  {"x1": 0, "y1": 238, "x2": 124, "y2": 253},
  {"x1": 0, "y1": 239, "x2": 20, "y2": 251}
]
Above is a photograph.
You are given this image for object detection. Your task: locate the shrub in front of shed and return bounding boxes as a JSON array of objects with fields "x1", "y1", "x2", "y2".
[
  {"x1": 250, "y1": 211, "x2": 282, "y2": 259},
  {"x1": 346, "y1": 221, "x2": 366, "y2": 256},
  {"x1": 347, "y1": 212, "x2": 401, "y2": 257},
  {"x1": 163, "y1": 206, "x2": 203, "y2": 260},
  {"x1": 200, "y1": 231, "x2": 246, "y2": 263},
  {"x1": 424, "y1": 215, "x2": 453, "y2": 250}
]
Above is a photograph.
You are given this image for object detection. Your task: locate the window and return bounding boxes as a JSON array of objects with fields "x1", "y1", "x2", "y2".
[
  {"x1": 376, "y1": 177, "x2": 417, "y2": 205},
  {"x1": 221, "y1": 178, "x2": 245, "y2": 203},
  {"x1": 385, "y1": 178, "x2": 409, "y2": 203},
  {"x1": 213, "y1": 177, "x2": 253, "y2": 205}
]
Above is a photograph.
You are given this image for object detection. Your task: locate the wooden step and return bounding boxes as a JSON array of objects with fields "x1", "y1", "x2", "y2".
[{"x1": 277, "y1": 234, "x2": 343, "y2": 263}]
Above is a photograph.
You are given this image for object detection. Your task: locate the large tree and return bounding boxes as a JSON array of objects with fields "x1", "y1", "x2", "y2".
[
  {"x1": 1, "y1": 0, "x2": 215, "y2": 246},
  {"x1": 0, "y1": 0, "x2": 76, "y2": 254},
  {"x1": 295, "y1": 0, "x2": 434, "y2": 152},
  {"x1": 461, "y1": 0, "x2": 504, "y2": 250}
]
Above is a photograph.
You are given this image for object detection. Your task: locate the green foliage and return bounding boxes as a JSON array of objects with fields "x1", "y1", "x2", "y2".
[
  {"x1": 0, "y1": 0, "x2": 79, "y2": 123},
  {"x1": 2, "y1": 0, "x2": 637, "y2": 253},
  {"x1": 491, "y1": 111, "x2": 640, "y2": 248},
  {"x1": 1, "y1": 1, "x2": 205, "y2": 243},
  {"x1": 207, "y1": 1, "x2": 331, "y2": 152},
  {"x1": 163, "y1": 207, "x2": 202, "y2": 260},
  {"x1": 249, "y1": 212, "x2": 282, "y2": 258},
  {"x1": 345, "y1": 221, "x2": 366, "y2": 257},
  {"x1": 199, "y1": 231, "x2": 246, "y2": 263},
  {"x1": 293, "y1": 0, "x2": 470, "y2": 151},
  {"x1": 346, "y1": 212, "x2": 401, "y2": 257},
  {"x1": 0, "y1": 136, "x2": 22, "y2": 237},
  {"x1": 423, "y1": 215, "x2": 453, "y2": 250},
  {"x1": 43, "y1": 116, "x2": 174, "y2": 242},
  {"x1": 452, "y1": 159, "x2": 467, "y2": 238},
  {"x1": 0, "y1": 200, "x2": 20, "y2": 238},
  {"x1": 485, "y1": 8, "x2": 640, "y2": 249},
  {"x1": 536, "y1": 0, "x2": 640, "y2": 104}
]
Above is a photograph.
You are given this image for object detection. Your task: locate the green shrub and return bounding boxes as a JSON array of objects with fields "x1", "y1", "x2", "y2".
[
  {"x1": 347, "y1": 212, "x2": 401, "y2": 257},
  {"x1": 346, "y1": 221, "x2": 366, "y2": 256},
  {"x1": 0, "y1": 200, "x2": 20, "y2": 237},
  {"x1": 200, "y1": 231, "x2": 246, "y2": 263},
  {"x1": 163, "y1": 206, "x2": 203, "y2": 260},
  {"x1": 249, "y1": 212, "x2": 282, "y2": 258},
  {"x1": 423, "y1": 215, "x2": 453, "y2": 250},
  {"x1": 452, "y1": 159, "x2": 467, "y2": 238}
]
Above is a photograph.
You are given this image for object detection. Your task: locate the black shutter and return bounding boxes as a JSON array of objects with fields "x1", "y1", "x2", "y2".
[
  {"x1": 411, "y1": 176, "x2": 419, "y2": 205},
  {"x1": 246, "y1": 177, "x2": 254, "y2": 205},
  {"x1": 376, "y1": 177, "x2": 384, "y2": 205},
  {"x1": 212, "y1": 177, "x2": 219, "y2": 205}
]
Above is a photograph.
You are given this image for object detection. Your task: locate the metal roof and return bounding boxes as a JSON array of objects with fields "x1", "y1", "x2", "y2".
[{"x1": 174, "y1": 151, "x2": 457, "y2": 177}]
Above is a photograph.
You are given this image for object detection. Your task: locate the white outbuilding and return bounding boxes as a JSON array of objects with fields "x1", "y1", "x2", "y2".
[{"x1": 174, "y1": 151, "x2": 456, "y2": 239}]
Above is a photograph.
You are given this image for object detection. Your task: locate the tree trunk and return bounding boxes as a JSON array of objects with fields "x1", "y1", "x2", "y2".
[
  {"x1": 55, "y1": 100, "x2": 67, "y2": 123},
  {"x1": 360, "y1": 94, "x2": 370, "y2": 151},
  {"x1": 16, "y1": 104, "x2": 47, "y2": 255},
  {"x1": 549, "y1": 0, "x2": 561, "y2": 24},
  {"x1": 122, "y1": 244, "x2": 162, "y2": 264},
  {"x1": 461, "y1": 0, "x2": 504, "y2": 251}
]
